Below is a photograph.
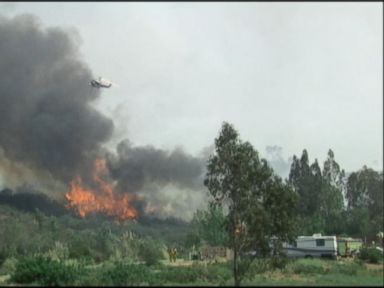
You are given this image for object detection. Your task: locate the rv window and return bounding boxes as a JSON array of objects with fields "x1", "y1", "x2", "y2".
[{"x1": 316, "y1": 239, "x2": 325, "y2": 246}]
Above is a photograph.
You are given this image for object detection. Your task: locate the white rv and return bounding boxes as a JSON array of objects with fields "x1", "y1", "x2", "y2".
[{"x1": 282, "y1": 233, "x2": 338, "y2": 259}]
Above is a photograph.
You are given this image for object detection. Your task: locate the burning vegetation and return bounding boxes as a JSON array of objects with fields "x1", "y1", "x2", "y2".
[
  {"x1": 65, "y1": 158, "x2": 139, "y2": 221},
  {"x1": 0, "y1": 13, "x2": 205, "y2": 221}
]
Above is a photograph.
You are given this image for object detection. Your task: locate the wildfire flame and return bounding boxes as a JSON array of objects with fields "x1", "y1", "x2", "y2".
[{"x1": 65, "y1": 158, "x2": 138, "y2": 221}]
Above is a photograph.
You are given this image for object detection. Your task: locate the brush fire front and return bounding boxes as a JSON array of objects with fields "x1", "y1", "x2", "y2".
[{"x1": 65, "y1": 158, "x2": 140, "y2": 221}]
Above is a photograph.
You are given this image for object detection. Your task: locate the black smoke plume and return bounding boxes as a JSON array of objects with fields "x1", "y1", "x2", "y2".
[
  {"x1": 0, "y1": 14, "x2": 208, "y2": 219},
  {"x1": 107, "y1": 140, "x2": 205, "y2": 193},
  {"x1": 0, "y1": 14, "x2": 113, "y2": 183}
]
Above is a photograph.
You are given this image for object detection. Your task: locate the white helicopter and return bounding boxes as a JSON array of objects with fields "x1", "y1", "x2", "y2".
[{"x1": 90, "y1": 77, "x2": 117, "y2": 88}]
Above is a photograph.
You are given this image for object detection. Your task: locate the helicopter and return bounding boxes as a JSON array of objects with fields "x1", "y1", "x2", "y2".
[{"x1": 90, "y1": 77, "x2": 115, "y2": 88}]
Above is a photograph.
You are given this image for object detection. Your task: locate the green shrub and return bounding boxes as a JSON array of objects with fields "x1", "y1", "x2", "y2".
[
  {"x1": 44, "y1": 241, "x2": 69, "y2": 262},
  {"x1": 137, "y1": 238, "x2": 164, "y2": 266},
  {"x1": 0, "y1": 250, "x2": 6, "y2": 267},
  {"x1": 246, "y1": 259, "x2": 270, "y2": 277},
  {"x1": 332, "y1": 262, "x2": 362, "y2": 276},
  {"x1": 286, "y1": 258, "x2": 327, "y2": 275},
  {"x1": 101, "y1": 262, "x2": 157, "y2": 286},
  {"x1": 268, "y1": 256, "x2": 290, "y2": 270},
  {"x1": 359, "y1": 247, "x2": 383, "y2": 264},
  {"x1": 159, "y1": 266, "x2": 201, "y2": 284},
  {"x1": 156, "y1": 263, "x2": 231, "y2": 285},
  {"x1": 10, "y1": 256, "x2": 83, "y2": 286},
  {"x1": 0, "y1": 257, "x2": 18, "y2": 275},
  {"x1": 204, "y1": 263, "x2": 232, "y2": 284},
  {"x1": 75, "y1": 266, "x2": 104, "y2": 286}
]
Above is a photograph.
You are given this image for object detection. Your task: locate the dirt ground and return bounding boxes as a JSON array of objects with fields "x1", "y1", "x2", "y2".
[
  {"x1": 364, "y1": 263, "x2": 384, "y2": 271},
  {"x1": 161, "y1": 258, "x2": 227, "y2": 267}
]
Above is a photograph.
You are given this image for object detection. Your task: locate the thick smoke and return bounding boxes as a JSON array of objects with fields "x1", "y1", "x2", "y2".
[
  {"x1": 106, "y1": 140, "x2": 208, "y2": 219},
  {"x1": 0, "y1": 14, "x2": 208, "y2": 220},
  {"x1": 0, "y1": 14, "x2": 113, "y2": 185},
  {"x1": 0, "y1": 187, "x2": 67, "y2": 216},
  {"x1": 107, "y1": 140, "x2": 205, "y2": 193}
]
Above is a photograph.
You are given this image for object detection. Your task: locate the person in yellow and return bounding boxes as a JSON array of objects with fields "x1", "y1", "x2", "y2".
[
  {"x1": 171, "y1": 248, "x2": 177, "y2": 262},
  {"x1": 168, "y1": 247, "x2": 177, "y2": 262},
  {"x1": 167, "y1": 247, "x2": 173, "y2": 262}
]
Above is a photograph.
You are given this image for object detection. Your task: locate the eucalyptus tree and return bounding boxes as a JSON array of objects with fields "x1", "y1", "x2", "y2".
[{"x1": 204, "y1": 122, "x2": 298, "y2": 286}]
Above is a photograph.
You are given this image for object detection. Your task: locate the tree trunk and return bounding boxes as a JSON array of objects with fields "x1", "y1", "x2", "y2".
[{"x1": 234, "y1": 248, "x2": 240, "y2": 286}]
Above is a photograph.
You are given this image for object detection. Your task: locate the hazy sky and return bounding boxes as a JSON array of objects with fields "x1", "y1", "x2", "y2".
[{"x1": 1, "y1": 2, "x2": 383, "y2": 174}]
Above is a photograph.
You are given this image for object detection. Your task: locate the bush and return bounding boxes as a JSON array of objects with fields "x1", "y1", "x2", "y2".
[
  {"x1": 10, "y1": 256, "x2": 83, "y2": 286},
  {"x1": 246, "y1": 259, "x2": 270, "y2": 277},
  {"x1": 204, "y1": 263, "x2": 232, "y2": 284},
  {"x1": 0, "y1": 257, "x2": 18, "y2": 275},
  {"x1": 359, "y1": 247, "x2": 383, "y2": 264},
  {"x1": 44, "y1": 241, "x2": 69, "y2": 262},
  {"x1": 332, "y1": 261, "x2": 362, "y2": 276},
  {"x1": 0, "y1": 250, "x2": 6, "y2": 268},
  {"x1": 137, "y1": 238, "x2": 164, "y2": 266},
  {"x1": 286, "y1": 258, "x2": 327, "y2": 275},
  {"x1": 101, "y1": 262, "x2": 157, "y2": 286},
  {"x1": 268, "y1": 256, "x2": 290, "y2": 270},
  {"x1": 156, "y1": 263, "x2": 231, "y2": 285},
  {"x1": 159, "y1": 266, "x2": 201, "y2": 284}
]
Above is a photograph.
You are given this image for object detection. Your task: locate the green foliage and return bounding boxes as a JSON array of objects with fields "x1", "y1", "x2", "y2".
[
  {"x1": 45, "y1": 241, "x2": 69, "y2": 261},
  {"x1": 68, "y1": 235, "x2": 94, "y2": 260},
  {"x1": 184, "y1": 231, "x2": 201, "y2": 249},
  {"x1": 137, "y1": 238, "x2": 165, "y2": 266},
  {"x1": 346, "y1": 167, "x2": 383, "y2": 238},
  {"x1": 359, "y1": 246, "x2": 383, "y2": 264},
  {"x1": 332, "y1": 262, "x2": 361, "y2": 276},
  {"x1": 0, "y1": 250, "x2": 6, "y2": 268},
  {"x1": 245, "y1": 258, "x2": 291, "y2": 281},
  {"x1": 286, "y1": 258, "x2": 327, "y2": 275},
  {"x1": 10, "y1": 255, "x2": 83, "y2": 286},
  {"x1": 289, "y1": 149, "x2": 345, "y2": 235},
  {"x1": 0, "y1": 257, "x2": 18, "y2": 275},
  {"x1": 268, "y1": 256, "x2": 290, "y2": 270},
  {"x1": 203, "y1": 263, "x2": 233, "y2": 284},
  {"x1": 159, "y1": 266, "x2": 201, "y2": 283},
  {"x1": 191, "y1": 205, "x2": 228, "y2": 247},
  {"x1": 159, "y1": 263, "x2": 232, "y2": 284},
  {"x1": 100, "y1": 262, "x2": 157, "y2": 286},
  {"x1": 245, "y1": 259, "x2": 270, "y2": 277},
  {"x1": 204, "y1": 122, "x2": 298, "y2": 286}
]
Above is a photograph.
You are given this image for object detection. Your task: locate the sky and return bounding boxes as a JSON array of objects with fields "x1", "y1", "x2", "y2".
[{"x1": 1, "y1": 2, "x2": 383, "y2": 175}]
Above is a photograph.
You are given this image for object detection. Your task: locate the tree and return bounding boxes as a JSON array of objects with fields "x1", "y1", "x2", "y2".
[
  {"x1": 288, "y1": 151, "x2": 324, "y2": 234},
  {"x1": 320, "y1": 150, "x2": 345, "y2": 235},
  {"x1": 204, "y1": 122, "x2": 298, "y2": 286},
  {"x1": 191, "y1": 205, "x2": 228, "y2": 247},
  {"x1": 346, "y1": 166, "x2": 383, "y2": 237},
  {"x1": 288, "y1": 149, "x2": 346, "y2": 235},
  {"x1": 289, "y1": 150, "x2": 321, "y2": 217}
]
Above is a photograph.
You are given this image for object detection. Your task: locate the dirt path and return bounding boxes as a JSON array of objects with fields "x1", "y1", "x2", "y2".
[
  {"x1": 365, "y1": 263, "x2": 384, "y2": 271},
  {"x1": 161, "y1": 259, "x2": 226, "y2": 267}
]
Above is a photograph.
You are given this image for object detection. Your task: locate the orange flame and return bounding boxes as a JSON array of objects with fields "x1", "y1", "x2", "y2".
[{"x1": 65, "y1": 158, "x2": 138, "y2": 221}]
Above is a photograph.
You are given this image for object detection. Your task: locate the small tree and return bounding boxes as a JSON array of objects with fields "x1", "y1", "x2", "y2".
[
  {"x1": 204, "y1": 122, "x2": 298, "y2": 286},
  {"x1": 192, "y1": 204, "x2": 228, "y2": 247}
]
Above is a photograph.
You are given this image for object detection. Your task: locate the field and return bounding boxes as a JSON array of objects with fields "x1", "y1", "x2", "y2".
[
  {"x1": 1, "y1": 201, "x2": 383, "y2": 286},
  {"x1": 1, "y1": 256, "x2": 382, "y2": 286}
]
